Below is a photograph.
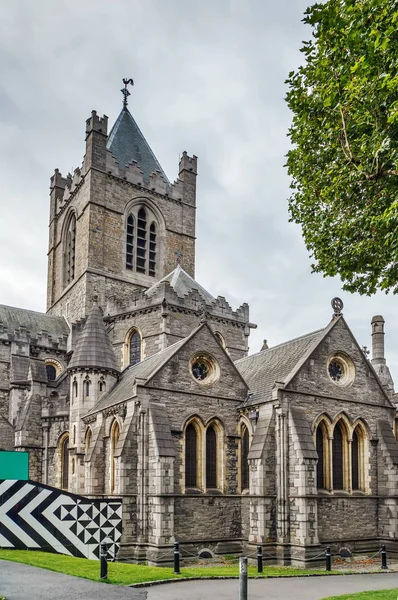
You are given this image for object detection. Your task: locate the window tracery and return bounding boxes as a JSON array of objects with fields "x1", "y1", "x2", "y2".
[{"x1": 125, "y1": 205, "x2": 158, "y2": 277}]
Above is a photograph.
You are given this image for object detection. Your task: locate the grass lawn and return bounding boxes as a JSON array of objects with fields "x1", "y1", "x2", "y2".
[
  {"x1": 0, "y1": 549, "x2": 327, "y2": 585},
  {"x1": 322, "y1": 591, "x2": 398, "y2": 600}
]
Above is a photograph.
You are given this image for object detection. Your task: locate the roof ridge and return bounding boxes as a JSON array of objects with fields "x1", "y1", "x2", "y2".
[
  {"x1": 235, "y1": 327, "x2": 325, "y2": 365},
  {"x1": 0, "y1": 303, "x2": 65, "y2": 319}
]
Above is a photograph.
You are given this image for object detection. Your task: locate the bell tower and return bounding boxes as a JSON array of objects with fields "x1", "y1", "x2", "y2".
[{"x1": 46, "y1": 81, "x2": 197, "y2": 324}]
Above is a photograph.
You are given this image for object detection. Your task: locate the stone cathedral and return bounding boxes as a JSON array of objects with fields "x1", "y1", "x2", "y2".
[{"x1": 1, "y1": 83, "x2": 398, "y2": 566}]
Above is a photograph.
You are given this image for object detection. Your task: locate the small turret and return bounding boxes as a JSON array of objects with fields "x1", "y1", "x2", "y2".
[
  {"x1": 371, "y1": 315, "x2": 394, "y2": 397},
  {"x1": 67, "y1": 297, "x2": 119, "y2": 493},
  {"x1": 178, "y1": 151, "x2": 197, "y2": 207}
]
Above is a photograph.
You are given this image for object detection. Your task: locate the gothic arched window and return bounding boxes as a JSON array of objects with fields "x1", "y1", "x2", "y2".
[
  {"x1": 64, "y1": 213, "x2": 76, "y2": 287},
  {"x1": 185, "y1": 423, "x2": 198, "y2": 488},
  {"x1": 85, "y1": 427, "x2": 92, "y2": 453},
  {"x1": 126, "y1": 214, "x2": 134, "y2": 270},
  {"x1": 136, "y1": 208, "x2": 147, "y2": 273},
  {"x1": 125, "y1": 205, "x2": 159, "y2": 277},
  {"x1": 332, "y1": 423, "x2": 344, "y2": 490},
  {"x1": 60, "y1": 434, "x2": 69, "y2": 490},
  {"x1": 129, "y1": 330, "x2": 141, "y2": 366},
  {"x1": 316, "y1": 425, "x2": 326, "y2": 489},
  {"x1": 241, "y1": 424, "x2": 250, "y2": 491},
  {"x1": 110, "y1": 420, "x2": 120, "y2": 493},
  {"x1": 206, "y1": 425, "x2": 217, "y2": 489},
  {"x1": 352, "y1": 428, "x2": 359, "y2": 491},
  {"x1": 149, "y1": 222, "x2": 156, "y2": 277},
  {"x1": 46, "y1": 364, "x2": 57, "y2": 381}
]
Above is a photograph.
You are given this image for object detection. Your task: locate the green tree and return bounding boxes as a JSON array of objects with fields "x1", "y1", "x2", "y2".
[{"x1": 286, "y1": 0, "x2": 398, "y2": 295}]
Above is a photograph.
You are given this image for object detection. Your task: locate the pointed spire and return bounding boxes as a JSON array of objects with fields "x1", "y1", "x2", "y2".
[
  {"x1": 68, "y1": 298, "x2": 119, "y2": 373},
  {"x1": 106, "y1": 82, "x2": 169, "y2": 183}
]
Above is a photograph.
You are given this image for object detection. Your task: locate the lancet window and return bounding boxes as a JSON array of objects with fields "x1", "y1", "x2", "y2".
[
  {"x1": 125, "y1": 205, "x2": 158, "y2": 277},
  {"x1": 64, "y1": 213, "x2": 76, "y2": 287}
]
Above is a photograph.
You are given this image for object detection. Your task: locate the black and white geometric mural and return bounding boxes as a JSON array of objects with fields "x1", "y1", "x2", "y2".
[{"x1": 0, "y1": 480, "x2": 122, "y2": 560}]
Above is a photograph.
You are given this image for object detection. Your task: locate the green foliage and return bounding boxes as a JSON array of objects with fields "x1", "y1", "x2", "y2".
[
  {"x1": 0, "y1": 549, "x2": 325, "y2": 585},
  {"x1": 286, "y1": 0, "x2": 398, "y2": 295},
  {"x1": 322, "y1": 589, "x2": 398, "y2": 599}
]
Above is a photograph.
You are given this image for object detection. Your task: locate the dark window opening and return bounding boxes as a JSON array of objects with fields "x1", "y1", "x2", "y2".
[
  {"x1": 316, "y1": 426, "x2": 325, "y2": 489},
  {"x1": 241, "y1": 425, "x2": 250, "y2": 490},
  {"x1": 352, "y1": 429, "x2": 359, "y2": 490},
  {"x1": 332, "y1": 424, "x2": 344, "y2": 490},
  {"x1": 206, "y1": 426, "x2": 217, "y2": 489},
  {"x1": 149, "y1": 222, "x2": 156, "y2": 277},
  {"x1": 65, "y1": 215, "x2": 76, "y2": 287},
  {"x1": 85, "y1": 381, "x2": 90, "y2": 397},
  {"x1": 126, "y1": 214, "x2": 134, "y2": 269},
  {"x1": 129, "y1": 331, "x2": 141, "y2": 366},
  {"x1": 185, "y1": 423, "x2": 197, "y2": 488},
  {"x1": 136, "y1": 208, "x2": 147, "y2": 273},
  {"x1": 46, "y1": 364, "x2": 57, "y2": 381},
  {"x1": 61, "y1": 436, "x2": 69, "y2": 489}
]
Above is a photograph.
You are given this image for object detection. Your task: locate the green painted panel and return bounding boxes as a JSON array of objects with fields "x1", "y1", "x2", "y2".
[{"x1": 0, "y1": 451, "x2": 29, "y2": 480}]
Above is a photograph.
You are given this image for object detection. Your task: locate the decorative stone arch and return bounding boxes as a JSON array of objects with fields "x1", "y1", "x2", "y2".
[
  {"x1": 183, "y1": 416, "x2": 204, "y2": 492},
  {"x1": 85, "y1": 426, "x2": 93, "y2": 453},
  {"x1": 124, "y1": 196, "x2": 166, "y2": 279},
  {"x1": 332, "y1": 416, "x2": 351, "y2": 491},
  {"x1": 109, "y1": 418, "x2": 121, "y2": 493},
  {"x1": 313, "y1": 414, "x2": 333, "y2": 491},
  {"x1": 61, "y1": 208, "x2": 77, "y2": 288},
  {"x1": 57, "y1": 431, "x2": 69, "y2": 490},
  {"x1": 351, "y1": 419, "x2": 369, "y2": 492},
  {"x1": 123, "y1": 326, "x2": 143, "y2": 368},
  {"x1": 44, "y1": 358, "x2": 65, "y2": 381},
  {"x1": 238, "y1": 416, "x2": 252, "y2": 493},
  {"x1": 204, "y1": 418, "x2": 224, "y2": 492}
]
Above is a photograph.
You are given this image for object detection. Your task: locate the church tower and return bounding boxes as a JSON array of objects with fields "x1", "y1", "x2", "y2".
[{"x1": 46, "y1": 80, "x2": 197, "y2": 324}]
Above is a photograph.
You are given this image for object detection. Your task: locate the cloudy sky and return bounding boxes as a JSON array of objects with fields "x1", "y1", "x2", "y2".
[{"x1": 1, "y1": 0, "x2": 397, "y2": 383}]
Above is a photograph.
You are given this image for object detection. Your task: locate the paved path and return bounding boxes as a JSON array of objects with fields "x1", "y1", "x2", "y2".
[
  {"x1": 145, "y1": 573, "x2": 398, "y2": 600},
  {"x1": 0, "y1": 561, "x2": 145, "y2": 600},
  {"x1": 1, "y1": 562, "x2": 398, "y2": 600}
]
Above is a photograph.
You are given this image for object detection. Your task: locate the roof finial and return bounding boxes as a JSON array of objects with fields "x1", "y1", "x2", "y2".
[
  {"x1": 331, "y1": 297, "x2": 343, "y2": 318},
  {"x1": 175, "y1": 250, "x2": 183, "y2": 266},
  {"x1": 121, "y1": 78, "x2": 134, "y2": 109}
]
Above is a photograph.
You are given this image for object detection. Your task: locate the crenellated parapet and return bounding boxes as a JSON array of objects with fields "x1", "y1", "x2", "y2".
[{"x1": 105, "y1": 279, "x2": 251, "y2": 328}]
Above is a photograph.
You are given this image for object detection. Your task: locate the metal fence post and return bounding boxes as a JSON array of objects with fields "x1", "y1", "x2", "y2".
[
  {"x1": 100, "y1": 543, "x2": 108, "y2": 579},
  {"x1": 325, "y1": 546, "x2": 332, "y2": 572},
  {"x1": 239, "y1": 556, "x2": 248, "y2": 600},
  {"x1": 257, "y1": 545, "x2": 263, "y2": 574},
  {"x1": 174, "y1": 541, "x2": 180, "y2": 574},
  {"x1": 381, "y1": 544, "x2": 388, "y2": 569}
]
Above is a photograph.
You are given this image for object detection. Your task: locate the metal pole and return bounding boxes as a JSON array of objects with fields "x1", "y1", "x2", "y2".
[
  {"x1": 257, "y1": 545, "x2": 263, "y2": 574},
  {"x1": 174, "y1": 541, "x2": 180, "y2": 574},
  {"x1": 325, "y1": 546, "x2": 332, "y2": 572},
  {"x1": 239, "y1": 556, "x2": 248, "y2": 600},
  {"x1": 100, "y1": 543, "x2": 108, "y2": 579},
  {"x1": 381, "y1": 544, "x2": 388, "y2": 569}
]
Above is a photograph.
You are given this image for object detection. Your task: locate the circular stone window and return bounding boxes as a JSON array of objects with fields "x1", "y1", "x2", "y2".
[
  {"x1": 327, "y1": 354, "x2": 355, "y2": 387},
  {"x1": 190, "y1": 353, "x2": 220, "y2": 386}
]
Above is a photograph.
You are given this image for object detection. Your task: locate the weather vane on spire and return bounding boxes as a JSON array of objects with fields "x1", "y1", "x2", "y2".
[{"x1": 121, "y1": 78, "x2": 134, "y2": 109}]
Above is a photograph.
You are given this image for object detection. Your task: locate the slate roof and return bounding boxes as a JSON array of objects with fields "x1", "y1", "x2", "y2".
[
  {"x1": 145, "y1": 265, "x2": 215, "y2": 304},
  {"x1": 0, "y1": 304, "x2": 69, "y2": 338},
  {"x1": 107, "y1": 107, "x2": 169, "y2": 183},
  {"x1": 85, "y1": 336, "x2": 188, "y2": 415},
  {"x1": 68, "y1": 301, "x2": 119, "y2": 372},
  {"x1": 235, "y1": 328, "x2": 325, "y2": 405}
]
